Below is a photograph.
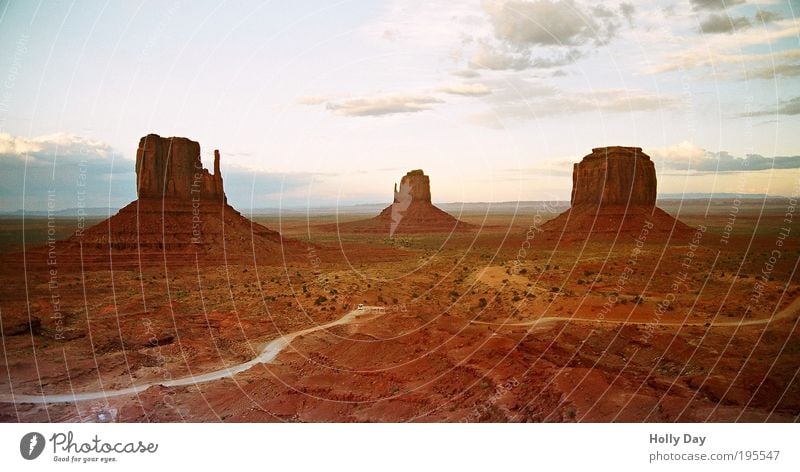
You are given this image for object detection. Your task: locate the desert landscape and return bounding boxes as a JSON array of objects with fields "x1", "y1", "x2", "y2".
[{"x1": 1, "y1": 137, "x2": 797, "y2": 423}]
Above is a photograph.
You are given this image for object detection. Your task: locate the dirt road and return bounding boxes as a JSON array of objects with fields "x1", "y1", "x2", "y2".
[{"x1": 0, "y1": 306, "x2": 384, "y2": 404}]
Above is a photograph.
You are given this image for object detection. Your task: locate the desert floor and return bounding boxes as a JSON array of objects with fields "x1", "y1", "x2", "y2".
[{"x1": 1, "y1": 199, "x2": 798, "y2": 422}]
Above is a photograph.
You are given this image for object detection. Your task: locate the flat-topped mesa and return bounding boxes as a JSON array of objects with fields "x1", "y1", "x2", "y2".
[
  {"x1": 135, "y1": 134, "x2": 225, "y2": 202},
  {"x1": 542, "y1": 146, "x2": 691, "y2": 241},
  {"x1": 571, "y1": 146, "x2": 656, "y2": 209},
  {"x1": 394, "y1": 169, "x2": 432, "y2": 204}
]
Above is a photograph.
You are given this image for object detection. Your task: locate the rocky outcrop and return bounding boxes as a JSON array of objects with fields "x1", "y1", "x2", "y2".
[
  {"x1": 543, "y1": 147, "x2": 691, "y2": 240},
  {"x1": 135, "y1": 134, "x2": 225, "y2": 202},
  {"x1": 45, "y1": 134, "x2": 304, "y2": 266},
  {"x1": 570, "y1": 146, "x2": 656, "y2": 209},
  {"x1": 325, "y1": 169, "x2": 473, "y2": 235},
  {"x1": 394, "y1": 169, "x2": 431, "y2": 204}
]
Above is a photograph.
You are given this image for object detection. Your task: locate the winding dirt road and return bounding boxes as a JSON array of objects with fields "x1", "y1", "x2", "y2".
[
  {"x1": 3, "y1": 297, "x2": 797, "y2": 405},
  {"x1": 0, "y1": 306, "x2": 384, "y2": 404},
  {"x1": 469, "y1": 297, "x2": 800, "y2": 329}
]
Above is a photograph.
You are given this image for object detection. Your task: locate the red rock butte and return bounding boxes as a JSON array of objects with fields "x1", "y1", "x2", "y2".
[
  {"x1": 327, "y1": 169, "x2": 474, "y2": 235},
  {"x1": 33, "y1": 134, "x2": 302, "y2": 266},
  {"x1": 542, "y1": 146, "x2": 691, "y2": 240}
]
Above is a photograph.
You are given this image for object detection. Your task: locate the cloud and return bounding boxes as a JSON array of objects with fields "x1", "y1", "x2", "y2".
[
  {"x1": 468, "y1": 86, "x2": 679, "y2": 127},
  {"x1": 451, "y1": 69, "x2": 481, "y2": 78},
  {"x1": 469, "y1": 41, "x2": 538, "y2": 70},
  {"x1": 755, "y1": 10, "x2": 783, "y2": 24},
  {"x1": 648, "y1": 141, "x2": 800, "y2": 172},
  {"x1": 698, "y1": 10, "x2": 783, "y2": 35},
  {"x1": 482, "y1": 0, "x2": 621, "y2": 47},
  {"x1": 295, "y1": 95, "x2": 328, "y2": 105},
  {"x1": 299, "y1": 81, "x2": 496, "y2": 118},
  {"x1": 699, "y1": 13, "x2": 751, "y2": 34},
  {"x1": 620, "y1": 2, "x2": 635, "y2": 26},
  {"x1": 0, "y1": 132, "x2": 115, "y2": 164},
  {"x1": 468, "y1": 0, "x2": 626, "y2": 71},
  {"x1": 0, "y1": 133, "x2": 134, "y2": 211},
  {"x1": 647, "y1": 141, "x2": 709, "y2": 168},
  {"x1": 437, "y1": 83, "x2": 492, "y2": 96},
  {"x1": 325, "y1": 94, "x2": 443, "y2": 117},
  {"x1": 690, "y1": 0, "x2": 745, "y2": 11},
  {"x1": 739, "y1": 96, "x2": 800, "y2": 117},
  {"x1": 644, "y1": 20, "x2": 800, "y2": 75},
  {"x1": 749, "y1": 62, "x2": 800, "y2": 80},
  {"x1": 469, "y1": 40, "x2": 585, "y2": 70}
]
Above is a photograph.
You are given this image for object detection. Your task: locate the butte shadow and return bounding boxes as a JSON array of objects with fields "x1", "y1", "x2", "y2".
[
  {"x1": 320, "y1": 169, "x2": 475, "y2": 236},
  {"x1": 541, "y1": 146, "x2": 692, "y2": 242}
]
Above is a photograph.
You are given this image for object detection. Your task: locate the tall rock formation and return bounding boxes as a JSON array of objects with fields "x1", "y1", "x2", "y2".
[
  {"x1": 570, "y1": 146, "x2": 656, "y2": 208},
  {"x1": 54, "y1": 134, "x2": 300, "y2": 266},
  {"x1": 542, "y1": 146, "x2": 691, "y2": 240},
  {"x1": 327, "y1": 169, "x2": 473, "y2": 235},
  {"x1": 135, "y1": 135, "x2": 225, "y2": 202}
]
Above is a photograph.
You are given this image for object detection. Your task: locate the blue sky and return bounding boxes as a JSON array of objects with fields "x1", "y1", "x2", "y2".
[{"x1": 1, "y1": 0, "x2": 798, "y2": 211}]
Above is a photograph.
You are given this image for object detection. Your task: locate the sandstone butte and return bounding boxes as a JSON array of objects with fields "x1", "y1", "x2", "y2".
[
  {"x1": 35, "y1": 134, "x2": 302, "y2": 266},
  {"x1": 542, "y1": 146, "x2": 692, "y2": 240},
  {"x1": 328, "y1": 169, "x2": 474, "y2": 235}
]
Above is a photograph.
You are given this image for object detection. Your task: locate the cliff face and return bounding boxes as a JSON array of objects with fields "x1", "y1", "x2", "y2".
[
  {"x1": 571, "y1": 146, "x2": 657, "y2": 209},
  {"x1": 394, "y1": 169, "x2": 432, "y2": 204},
  {"x1": 543, "y1": 146, "x2": 690, "y2": 241},
  {"x1": 135, "y1": 134, "x2": 225, "y2": 202}
]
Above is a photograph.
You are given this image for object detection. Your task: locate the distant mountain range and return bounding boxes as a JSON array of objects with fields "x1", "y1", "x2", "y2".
[{"x1": 0, "y1": 193, "x2": 782, "y2": 217}]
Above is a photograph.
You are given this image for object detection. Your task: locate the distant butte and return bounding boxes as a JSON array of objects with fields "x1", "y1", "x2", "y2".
[
  {"x1": 328, "y1": 169, "x2": 474, "y2": 235},
  {"x1": 542, "y1": 146, "x2": 692, "y2": 240}
]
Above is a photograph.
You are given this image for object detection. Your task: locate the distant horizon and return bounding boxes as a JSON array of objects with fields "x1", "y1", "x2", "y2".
[{"x1": 0, "y1": 191, "x2": 785, "y2": 216}]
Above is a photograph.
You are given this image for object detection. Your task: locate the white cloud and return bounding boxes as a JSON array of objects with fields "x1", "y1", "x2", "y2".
[
  {"x1": 466, "y1": 0, "x2": 628, "y2": 71},
  {"x1": 437, "y1": 83, "x2": 492, "y2": 96},
  {"x1": 0, "y1": 133, "x2": 132, "y2": 211},
  {"x1": 739, "y1": 96, "x2": 800, "y2": 117},
  {"x1": 469, "y1": 41, "x2": 535, "y2": 70},
  {"x1": 325, "y1": 94, "x2": 443, "y2": 117},
  {"x1": 451, "y1": 69, "x2": 481, "y2": 78},
  {"x1": 647, "y1": 141, "x2": 708, "y2": 167},
  {"x1": 699, "y1": 13, "x2": 751, "y2": 34},
  {"x1": 0, "y1": 132, "x2": 113, "y2": 164},
  {"x1": 690, "y1": 0, "x2": 745, "y2": 11},
  {"x1": 468, "y1": 86, "x2": 680, "y2": 127},
  {"x1": 749, "y1": 62, "x2": 800, "y2": 80},
  {"x1": 648, "y1": 141, "x2": 800, "y2": 172},
  {"x1": 482, "y1": 0, "x2": 621, "y2": 47},
  {"x1": 644, "y1": 20, "x2": 800, "y2": 74}
]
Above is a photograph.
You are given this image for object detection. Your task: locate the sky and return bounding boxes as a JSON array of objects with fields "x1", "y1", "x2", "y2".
[{"x1": 0, "y1": 0, "x2": 798, "y2": 211}]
